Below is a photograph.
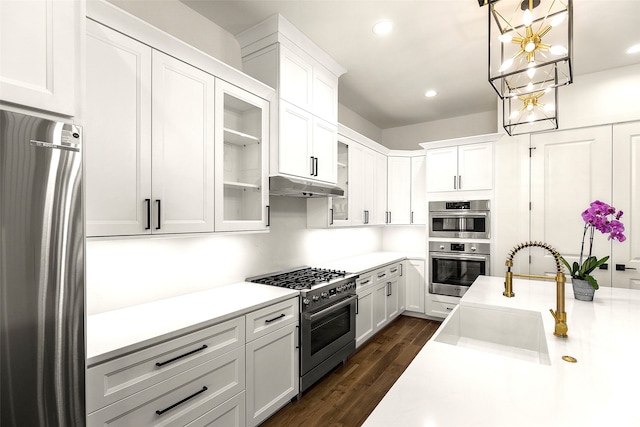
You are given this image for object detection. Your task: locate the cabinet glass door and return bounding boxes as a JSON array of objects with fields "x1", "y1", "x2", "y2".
[
  {"x1": 332, "y1": 141, "x2": 349, "y2": 222},
  {"x1": 215, "y1": 80, "x2": 269, "y2": 231}
]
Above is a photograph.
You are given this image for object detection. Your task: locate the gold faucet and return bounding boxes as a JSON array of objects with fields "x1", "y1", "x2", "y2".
[{"x1": 504, "y1": 241, "x2": 568, "y2": 338}]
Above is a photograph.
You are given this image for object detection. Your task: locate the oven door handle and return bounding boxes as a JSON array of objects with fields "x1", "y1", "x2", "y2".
[
  {"x1": 433, "y1": 255, "x2": 489, "y2": 261},
  {"x1": 430, "y1": 212, "x2": 488, "y2": 218},
  {"x1": 304, "y1": 295, "x2": 357, "y2": 321}
]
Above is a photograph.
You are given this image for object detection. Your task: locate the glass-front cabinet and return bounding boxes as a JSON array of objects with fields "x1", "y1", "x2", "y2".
[
  {"x1": 332, "y1": 140, "x2": 349, "y2": 223},
  {"x1": 215, "y1": 80, "x2": 269, "y2": 231}
]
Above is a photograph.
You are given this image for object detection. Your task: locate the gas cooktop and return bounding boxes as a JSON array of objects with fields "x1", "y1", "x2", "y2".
[{"x1": 248, "y1": 267, "x2": 352, "y2": 290}]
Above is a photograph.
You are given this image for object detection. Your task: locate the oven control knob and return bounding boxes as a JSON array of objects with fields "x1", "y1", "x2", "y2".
[
  {"x1": 321, "y1": 292, "x2": 329, "y2": 298},
  {"x1": 312, "y1": 295, "x2": 320, "y2": 302},
  {"x1": 336, "y1": 286, "x2": 342, "y2": 293},
  {"x1": 471, "y1": 246, "x2": 477, "y2": 252},
  {"x1": 439, "y1": 245, "x2": 445, "y2": 250},
  {"x1": 303, "y1": 298, "x2": 311, "y2": 305}
]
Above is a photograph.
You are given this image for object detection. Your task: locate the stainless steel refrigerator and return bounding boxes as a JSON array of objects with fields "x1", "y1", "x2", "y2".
[{"x1": 1, "y1": 109, "x2": 85, "y2": 426}]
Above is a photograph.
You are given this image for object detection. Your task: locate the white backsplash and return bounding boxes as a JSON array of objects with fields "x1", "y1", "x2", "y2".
[{"x1": 86, "y1": 197, "x2": 386, "y2": 314}]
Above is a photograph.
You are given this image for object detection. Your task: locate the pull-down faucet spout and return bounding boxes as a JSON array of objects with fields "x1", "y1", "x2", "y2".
[{"x1": 504, "y1": 241, "x2": 568, "y2": 338}]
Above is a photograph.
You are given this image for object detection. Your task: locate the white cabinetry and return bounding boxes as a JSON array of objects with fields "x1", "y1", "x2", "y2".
[
  {"x1": 85, "y1": 15, "x2": 273, "y2": 237},
  {"x1": 307, "y1": 127, "x2": 388, "y2": 228},
  {"x1": 87, "y1": 318, "x2": 246, "y2": 426},
  {"x1": 239, "y1": 15, "x2": 345, "y2": 184},
  {"x1": 86, "y1": 22, "x2": 215, "y2": 236},
  {"x1": 245, "y1": 298, "x2": 299, "y2": 427},
  {"x1": 423, "y1": 138, "x2": 496, "y2": 193},
  {"x1": 215, "y1": 80, "x2": 270, "y2": 232},
  {"x1": 151, "y1": 50, "x2": 216, "y2": 234},
  {"x1": 0, "y1": 0, "x2": 79, "y2": 116},
  {"x1": 355, "y1": 262, "x2": 405, "y2": 348},
  {"x1": 405, "y1": 259, "x2": 426, "y2": 314},
  {"x1": 426, "y1": 294, "x2": 460, "y2": 319},
  {"x1": 387, "y1": 153, "x2": 426, "y2": 225},
  {"x1": 85, "y1": 20, "x2": 152, "y2": 236}
]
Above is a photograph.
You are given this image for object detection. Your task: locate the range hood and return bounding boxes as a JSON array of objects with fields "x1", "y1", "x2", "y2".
[{"x1": 269, "y1": 175, "x2": 344, "y2": 197}]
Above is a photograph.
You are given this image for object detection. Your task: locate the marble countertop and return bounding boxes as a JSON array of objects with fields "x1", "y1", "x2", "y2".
[
  {"x1": 86, "y1": 282, "x2": 298, "y2": 366},
  {"x1": 363, "y1": 275, "x2": 640, "y2": 427}
]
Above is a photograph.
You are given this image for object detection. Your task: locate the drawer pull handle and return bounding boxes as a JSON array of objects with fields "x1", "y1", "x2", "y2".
[
  {"x1": 390, "y1": 268, "x2": 398, "y2": 273},
  {"x1": 155, "y1": 344, "x2": 208, "y2": 367},
  {"x1": 155, "y1": 386, "x2": 208, "y2": 416},
  {"x1": 377, "y1": 273, "x2": 386, "y2": 278},
  {"x1": 265, "y1": 313, "x2": 286, "y2": 323},
  {"x1": 360, "y1": 279, "x2": 370, "y2": 285}
]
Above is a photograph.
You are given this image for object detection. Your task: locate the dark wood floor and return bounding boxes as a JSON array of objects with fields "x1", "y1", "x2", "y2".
[{"x1": 261, "y1": 315, "x2": 441, "y2": 427}]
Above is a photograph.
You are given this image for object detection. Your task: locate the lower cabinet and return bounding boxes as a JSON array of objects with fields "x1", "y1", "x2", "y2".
[
  {"x1": 355, "y1": 261, "x2": 405, "y2": 349},
  {"x1": 425, "y1": 293, "x2": 460, "y2": 319},
  {"x1": 405, "y1": 259, "x2": 426, "y2": 314},
  {"x1": 245, "y1": 321, "x2": 299, "y2": 427},
  {"x1": 87, "y1": 297, "x2": 299, "y2": 427}
]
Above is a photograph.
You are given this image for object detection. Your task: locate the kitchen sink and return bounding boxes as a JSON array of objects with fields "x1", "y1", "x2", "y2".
[{"x1": 433, "y1": 304, "x2": 551, "y2": 365}]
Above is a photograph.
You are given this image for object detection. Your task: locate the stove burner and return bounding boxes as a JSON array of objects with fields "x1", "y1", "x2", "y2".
[{"x1": 250, "y1": 267, "x2": 348, "y2": 290}]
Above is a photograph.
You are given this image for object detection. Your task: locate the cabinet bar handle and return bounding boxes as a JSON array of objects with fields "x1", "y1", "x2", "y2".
[
  {"x1": 155, "y1": 199, "x2": 161, "y2": 230},
  {"x1": 155, "y1": 344, "x2": 208, "y2": 367},
  {"x1": 314, "y1": 157, "x2": 319, "y2": 176},
  {"x1": 265, "y1": 313, "x2": 286, "y2": 323},
  {"x1": 453, "y1": 176, "x2": 457, "y2": 190},
  {"x1": 388, "y1": 212, "x2": 392, "y2": 223},
  {"x1": 296, "y1": 325, "x2": 300, "y2": 349},
  {"x1": 310, "y1": 156, "x2": 315, "y2": 176},
  {"x1": 145, "y1": 199, "x2": 151, "y2": 230},
  {"x1": 329, "y1": 208, "x2": 334, "y2": 225},
  {"x1": 387, "y1": 282, "x2": 392, "y2": 296},
  {"x1": 155, "y1": 386, "x2": 208, "y2": 416},
  {"x1": 458, "y1": 175, "x2": 462, "y2": 189},
  {"x1": 355, "y1": 296, "x2": 359, "y2": 315},
  {"x1": 400, "y1": 263, "x2": 403, "y2": 276},
  {"x1": 266, "y1": 205, "x2": 270, "y2": 227},
  {"x1": 411, "y1": 211, "x2": 414, "y2": 224}
]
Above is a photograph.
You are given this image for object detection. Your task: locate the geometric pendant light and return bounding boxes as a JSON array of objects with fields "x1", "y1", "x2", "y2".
[
  {"x1": 488, "y1": 0, "x2": 573, "y2": 99},
  {"x1": 502, "y1": 86, "x2": 558, "y2": 135}
]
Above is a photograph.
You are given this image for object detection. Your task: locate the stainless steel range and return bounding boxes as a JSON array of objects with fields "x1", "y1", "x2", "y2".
[{"x1": 249, "y1": 267, "x2": 357, "y2": 394}]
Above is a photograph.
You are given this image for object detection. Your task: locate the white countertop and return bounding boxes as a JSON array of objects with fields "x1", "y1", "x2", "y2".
[
  {"x1": 86, "y1": 282, "x2": 298, "y2": 366},
  {"x1": 363, "y1": 275, "x2": 640, "y2": 427},
  {"x1": 317, "y1": 251, "x2": 423, "y2": 274}
]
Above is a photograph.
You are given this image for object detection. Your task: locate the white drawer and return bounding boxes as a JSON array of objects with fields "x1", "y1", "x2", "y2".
[
  {"x1": 387, "y1": 262, "x2": 402, "y2": 279},
  {"x1": 246, "y1": 297, "x2": 298, "y2": 342},
  {"x1": 87, "y1": 346, "x2": 245, "y2": 427},
  {"x1": 373, "y1": 266, "x2": 388, "y2": 282},
  {"x1": 185, "y1": 392, "x2": 245, "y2": 427},
  {"x1": 429, "y1": 299, "x2": 458, "y2": 318},
  {"x1": 356, "y1": 273, "x2": 374, "y2": 289},
  {"x1": 87, "y1": 317, "x2": 244, "y2": 413}
]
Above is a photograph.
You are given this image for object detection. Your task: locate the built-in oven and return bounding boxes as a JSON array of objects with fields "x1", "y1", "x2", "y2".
[
  {"x1": 429, "y1": 200, "x2": 490, "y2": 239},
  {"x1": 429, "y1": 241, "x2": 490, "y2": 297}
]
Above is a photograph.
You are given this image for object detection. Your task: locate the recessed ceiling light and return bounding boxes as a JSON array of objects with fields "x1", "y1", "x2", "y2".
[
  {"x1": 425, "y1": 90, "x2": 437, "y2": 98},
  {"x1": 372, "y1": 20, "x2": 393, "y2": 36},
  {"x1": 627, "y1": 44, "x2": 640, "y2": 54}
]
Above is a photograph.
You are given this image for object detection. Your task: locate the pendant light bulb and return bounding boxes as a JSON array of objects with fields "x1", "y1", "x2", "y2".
[
  {"x1": 499, "y1": 33, "x2": 513, "y2": 43},
  {"x1": 526, "y1": 103, "x2": 534, "y2": 111},
  {"x1": 550, "y1": 45, "x2": 568, "y2": 55},
  {"x1": 499, "y1": 58, "x2": 514, "y2": 72},
  {"x1": 550, "y1": 11, "x2": 567, "y2": 27},
  {"x1": 525, "y1": 41, "x2": 536, "y2": 52},
  {"x1": 523, "y1": 9, "x2": 534, "y2": 27},
  {"x1": 527, "y1": 81, "x2": 534, "y2": 92},
  {"x1": 527, "y1": 67, "x2": 536, "y2": 79}
]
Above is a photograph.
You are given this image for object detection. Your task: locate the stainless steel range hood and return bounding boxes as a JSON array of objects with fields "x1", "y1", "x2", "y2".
[{"x1": 269, "y1": 175, "x2": 344, "y2": 197}]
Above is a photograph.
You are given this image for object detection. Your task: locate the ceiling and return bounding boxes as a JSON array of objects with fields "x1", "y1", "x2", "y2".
[{"x1": 181, "y1": 0, "x2": 640, "y2": 130}]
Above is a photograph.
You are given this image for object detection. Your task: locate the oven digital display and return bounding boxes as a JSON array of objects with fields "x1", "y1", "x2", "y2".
[
  {"x1": 445, "y1": 201, "x2": 471, "y2": 210},
  {"x1": 451, "y1": 243, "x2": 465, "y2": 251}
]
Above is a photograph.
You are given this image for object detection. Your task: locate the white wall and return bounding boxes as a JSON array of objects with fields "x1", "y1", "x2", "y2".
[
  {"x1": 106, "y1": 0, "x2": 242, "y2": 69},
  {"x1": 382, "y1": 110, "x2": 498, "y2": 150},
  {"x1": 86, "y1": 197, "x2": 383, "y2": 314},
  {"x1": 338, "y1": 103, "x2": 383, "y2": 143},
  {"x1": 381, "y1": 226, "x2": 426, "y2": 255}
]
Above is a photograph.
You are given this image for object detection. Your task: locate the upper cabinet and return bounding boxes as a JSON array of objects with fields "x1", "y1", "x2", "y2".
[
  {"x1": 215, "y1": 80, "x2": 270, "y2": 232},
  {"x1": 422, "y1": 133, "x2": 501, "y2": 194},
  {"x1": 307, "y1": 126, "x2": 388, "y2": 228},
  {"x1": 0, "y1": 0, "x2": 79, "y2": 116},
  {"x1": 387, "y1": 152, "x2": 426, "y2": 225},
  {"x1": 238, "y1": 14, "x2": 346, "y2": 184},
  {"x1": 85, "y1": 5, "x2": 274, "y2": 237}
]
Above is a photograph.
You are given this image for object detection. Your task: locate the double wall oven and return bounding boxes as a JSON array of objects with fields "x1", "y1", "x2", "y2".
[
  {"x1": 429, "y1": 200, "x2": 491, "y2": 298},
  {"x1": 249, "y1": 267, "x2": 357, "y2": 395}
]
